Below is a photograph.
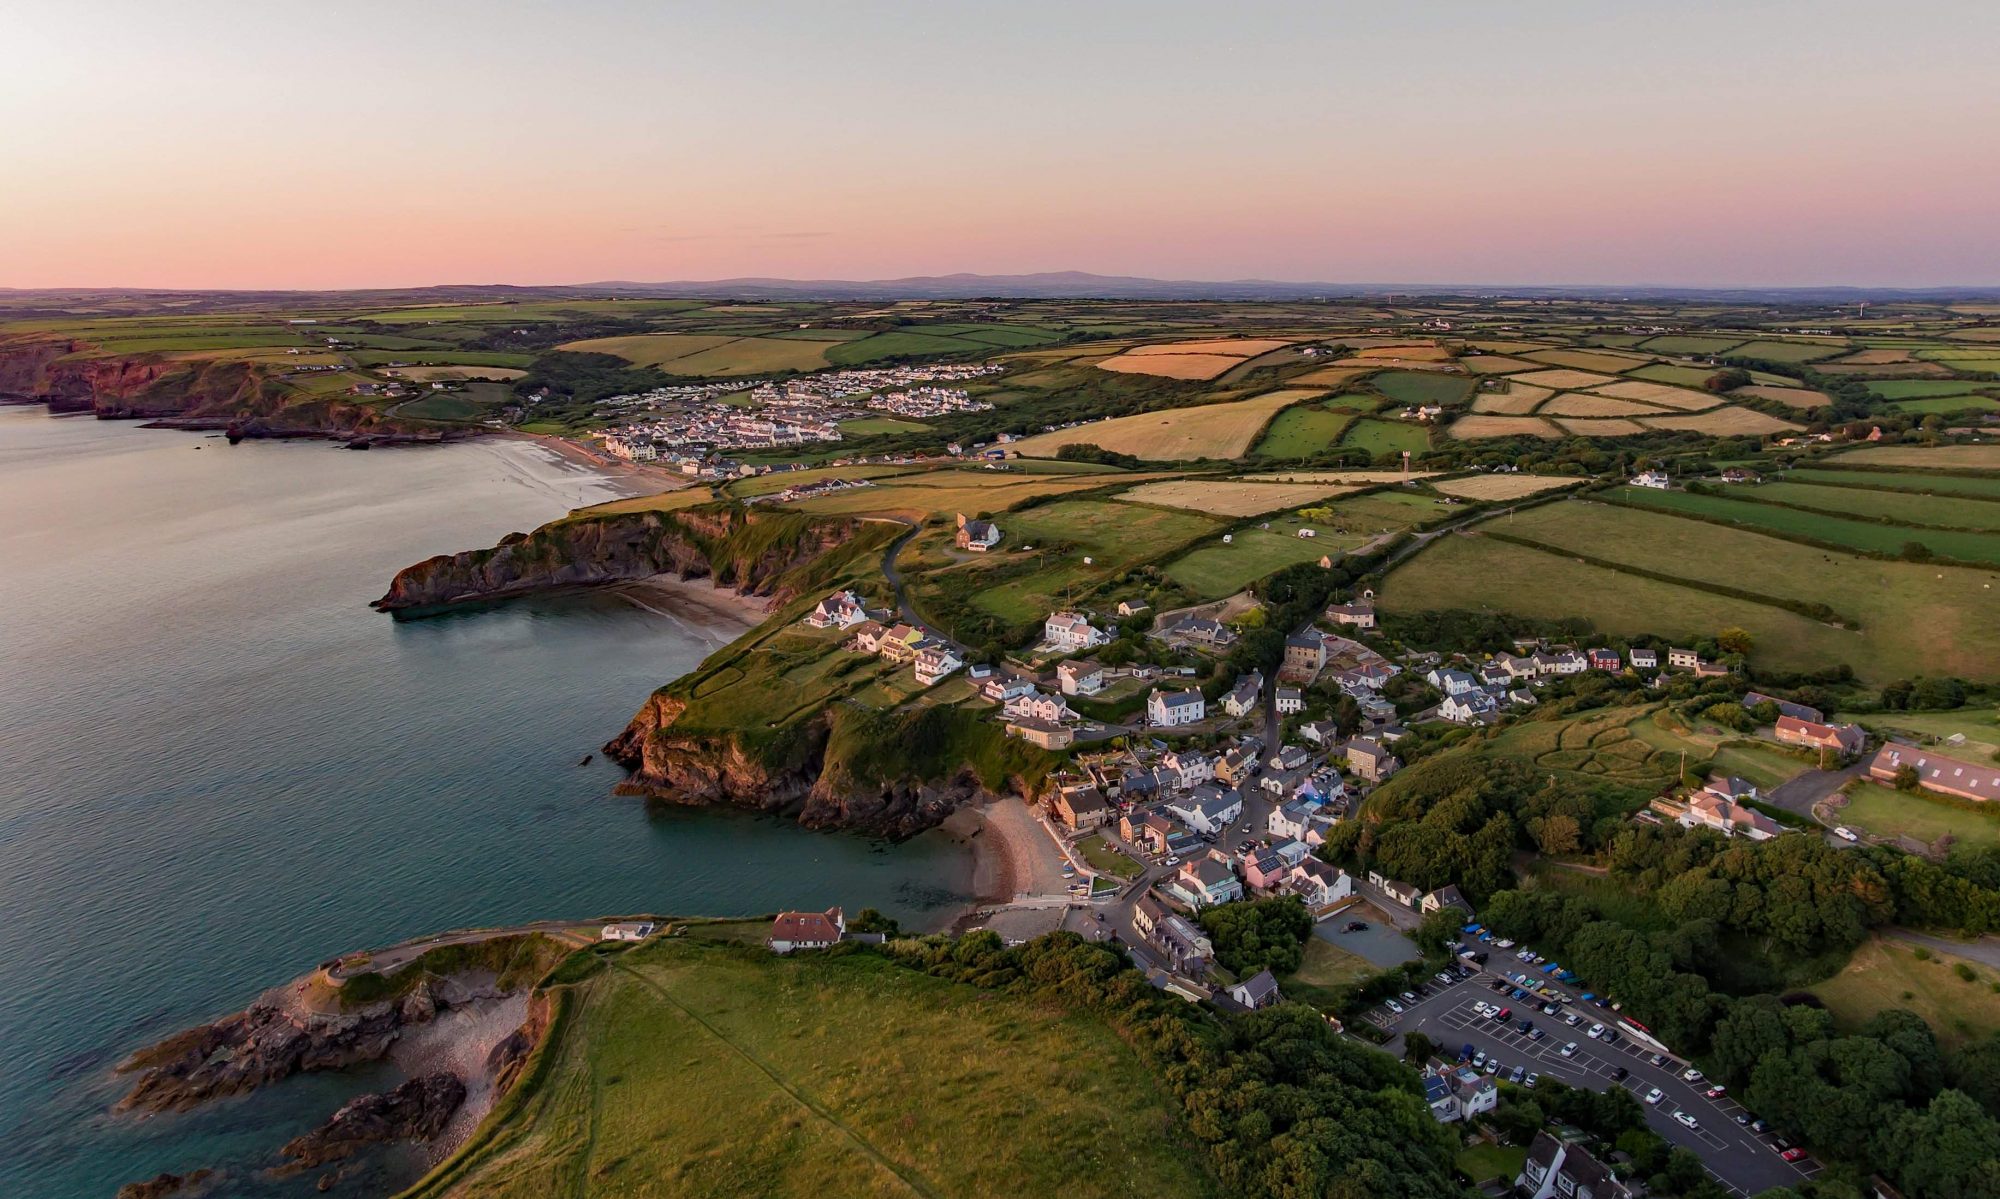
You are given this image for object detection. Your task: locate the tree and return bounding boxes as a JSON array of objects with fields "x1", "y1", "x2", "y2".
[
  {"x1": 1197, "y1": 896, "x2": 1313, "y2": 976},
  {"x1": 1902, "y1": 540, "x2": 1935, "y2": 563},
  {"x1": 1717, "y1": 626, "x2": 1754, "y2": 656},
  {"x1": 1413, "y1": 906, "x2": 1463, "y2": 958},
  {"x1": 1530, "y1": 813, "x2": 1583, "y2": 856},
  {"x1": 1402, "y1": 1030, "x2": 1440, "y2": 1064},
  {"x1": 847, "y1": 908, "x2": 899, "y2": 935},
  {"x1": 1896, "y1": 764, "x2": 1922, "y2": 792}
]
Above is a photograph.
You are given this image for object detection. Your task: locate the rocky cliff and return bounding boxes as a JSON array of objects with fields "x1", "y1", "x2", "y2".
[
  {"x1": 0, "y1": 338, "x2": 437, "y2": 443},
  {"x1": 603, "y1": 692, "x2": 989, "y2": 838},
  {"x1": 374, "y1": 504, "x2": 871, "y2": 610},
  {"x1": 276, "y1": 1072, "x2": 466, "y2": 1173}
]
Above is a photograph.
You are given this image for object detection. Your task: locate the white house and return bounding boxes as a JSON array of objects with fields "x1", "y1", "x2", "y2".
[
  {"x1": 805, "y1": 589, "x2": 868, "y2": 629},
  {"x1": 1056, "y1": 659, "x2": 1106, "y2": 696},
  {"x1": 1222, "y1": 670, "x2": 1263, "y2": 717},
  {"x1": 1148, "y1": 688, "x2": 1206, "y2": 728},
  {"x1": 1275, "y1": 686, "x2": 1303, "y2": 715},
  {"x1": 1426, "y1": 667, "x2": 1480, "y2": 696},
  {"x1": 913, "y1": 645, "x2": 963, "y2": 687},
  {"x1": 1161, "y1": 748, "x2": 1217, "y2": 788},
  {"x1": 1439, "y1": 689, "x2": 1502, "y2": 724},
  {"x1": 1003, "y1": 689, "x2": 1072, "y2": 724},
  {"x1": 1044, "y1": 611, "x2": 1109, "y2": 653},
  {"x1": 1166, "y1": 786, "x2": 1243, "y2": 835},
  {"x1": 768, "y1": 907, "x2": 845, "y2": 953},
  {"x1": 1631, "y1": 471, "x2": 1671, "y2": 489}
]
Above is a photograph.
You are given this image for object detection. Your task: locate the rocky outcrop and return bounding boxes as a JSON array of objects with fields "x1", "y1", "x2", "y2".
[
  {"x1": 116, "y1": 978, "x2": 492, "y2": 1114},
  {"x1": 605, "y1": 691, "x2": 997, "y2": 839},
  {"x1": 374, "y1": 505, "x2": 863, "y2": 610},
  {"x1": 0, "y1": 339, "x2": 440, "y2": 443},
  {"x1": 276, "y1": 1073, "x2": 466, "y2": 1174},
  {"x1": 115, "y1": 1169, "x2": 215, "y2": 1199}
]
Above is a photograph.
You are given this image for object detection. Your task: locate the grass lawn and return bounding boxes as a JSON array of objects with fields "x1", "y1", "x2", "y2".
[
  {"x1": 1811, "y1": 936, "x2": 2000, "y2": 1049},
  {"x1": 1457, "y1": 1143, "x2": 1527, "y2": 1184},
  {"x1": 1889, "y1": 396, "x2": 2000, "y2": 416},
  {"x1": 1282, "y1": 936, "x2": 1380, "y2": 1010},
  {"x1": 1381, "y1": 499, "x2": 2000, "y2": 685},
  {"x1": 836, "y1": 416, "x2": 933, "y2": 435},
  {"x1": 1342, "y1": 418, "x2": 1432, "y2": 457},
  {"x1": 1865, "y1": 379, "x2": 2000, "y2": 399},
  {"x1": 1611, "y1": 485, "x2": 2000, "y2": 566},
  {"x1": 1840, "y1": 708, "x2": 2000, "y2": 758},
  {"x1": 407, "y1": 938, "x2": 1214, "y2": 1198},
  {"x1": 1163, "y1": 528, "x2": 1339, "y2": 599},
  {"x1": 1837, "y1": 783, "x2": 2000, "y2": 850},
  {"x1": 1707, "y1": 742, "x2": 1813, "y2": 792},
  {"x1": 1076, "y1": 835, "x2": 1143, "y2": 879},
  {"x1": 1372, "y1": 370, "x2": 1473, "y2": 406},
  {"x1": 1783, "y1": 468, "x2": 2000, "y2": 501}
]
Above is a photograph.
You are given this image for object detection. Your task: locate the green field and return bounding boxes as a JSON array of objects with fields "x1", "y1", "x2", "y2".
[
  {"x1": 1840, "y1": 707, "x2": 2000, "y2": 758},
  {"x1": 1867, "y1": 379, "x2": 2000, "y2": 399},
  {"x1": 1163, "y1": 527, "x2": 1337, "y2": 598},
  {"x1": 1838, "y1": 783, "x2": 2000, "y2": 851},
  {"x1": 1748, "y1": 479, "x2": 2000, "y2": 530},
  {"x1": 837, "y1": 416, "x2": 932, "y2": 435},
  {"x1": 1729, "y1": 339, "x2": 1846, "y2": 362},
  {"x1": 1888, "y1": 396, "x2": 2000, "y2": 415},
  {"x1": 406, "y1": 938, "x2": 1213, "y2": 1199},
  {"x1": 1281, "y1": 936, "x2": 1381, "y2": 1011},
  {"x1": 1812, "y1": 937, "x2": 2000, "y2": 1050},
  {"x1": 1252, "y1": 403, "x2": 1355, "y2": 457},
  {"x1": 1611, "y1": 485, "x2": 2000, "y2": 565},
  {"x1": 1706, "y1": 742, "x2": 1812, "y2": 793},
  {"x1": 1638, "y1": 335, "x2": 1747, "y2": 355},
  {"x1": 965, "y1": 499, "x2": 1220, "y2": 620},
  {"x1": 1372, "y1": 370, "x2": 1473, "y2": 407},
  {"x1": 1380, "y1": 501, "x2": 2000, "y2": 683},
  {"x1": 1782, "y1": 468, "x2": 2000, "y2": 501},
  {"x1": 394, "y1": 393, "x2": 495, "y2": 422},
  {"x1": 1342, "y1": 418, "x2": 1431, "y2": 456},
  {"x1": 1629, "y1": 363, "x2": 1721, "y2": 388}
]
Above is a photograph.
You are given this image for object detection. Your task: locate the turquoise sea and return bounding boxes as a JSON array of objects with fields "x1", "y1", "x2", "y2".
[{"x1": 0, "y1": 408, "x2": 970, "y2": 1197}]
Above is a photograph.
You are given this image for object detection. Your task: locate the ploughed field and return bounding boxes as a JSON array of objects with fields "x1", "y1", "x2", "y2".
[{"x1": 402, "y1": 937, "x2": 1211, "y2": 1199}]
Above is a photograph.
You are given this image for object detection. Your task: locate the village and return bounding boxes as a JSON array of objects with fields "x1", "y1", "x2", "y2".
[{"x1": 595, "y1": 362, "x2": 998, "y2": 466}]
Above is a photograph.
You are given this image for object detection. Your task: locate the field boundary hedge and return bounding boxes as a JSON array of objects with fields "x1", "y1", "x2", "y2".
[
  {"x1": 1692, "y1": 485, "x2": 2000, "y2": 534},
  {"x1": 1598, "y1": 493, "x2": 1994, "y2": 571}
]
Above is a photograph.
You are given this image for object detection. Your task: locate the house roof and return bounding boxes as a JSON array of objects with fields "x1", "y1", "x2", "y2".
[
  {"x1": 1154, "y1": 688, "x2": 1203, "y2": 709},
  {"x1": 1750, "y1": 692, "x2": 1825, "y2": 722},
  {"x1": 1235, "y1": 968, "x2": 1281, "y2": 1003},
  {"x1": 770, "y1": 907, "x2": 842, "y2": 944}
]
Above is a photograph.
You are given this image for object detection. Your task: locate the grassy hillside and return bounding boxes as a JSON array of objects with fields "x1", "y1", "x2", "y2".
[{"x1": 401, "y1": 937, "x2": 1215, "y2": 1199}]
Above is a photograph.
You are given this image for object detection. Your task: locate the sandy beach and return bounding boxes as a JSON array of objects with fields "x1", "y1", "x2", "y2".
[
  {"x1": 941, "y1": 795, "x2": 1069, "y2": 909},
  {"x1": 499, "y1": 427, "x2": 695, "y2": 499},
  {"x1": 613, "y1": 574, "x2": 770, "y2": 648}
]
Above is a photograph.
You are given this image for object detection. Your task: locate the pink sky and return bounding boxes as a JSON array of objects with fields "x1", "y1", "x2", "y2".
[{"x1": 4, "y1": 1, "x2": 1996, "y2": 289}]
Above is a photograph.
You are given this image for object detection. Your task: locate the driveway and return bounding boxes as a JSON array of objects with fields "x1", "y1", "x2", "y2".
[
  {"x1": 1364, "y1": 964, "x2": 1818, "y2": 1197},
  {"x1": 1765, "y1": 760, "x2": 1866, "y2": 821}
]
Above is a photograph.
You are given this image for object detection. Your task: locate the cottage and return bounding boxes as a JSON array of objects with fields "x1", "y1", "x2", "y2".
[
  {"x1": 1148, "y1": 688, "x2": 1206, "y2": 728},
  {"x1": 1053, "y1": 787, "x2": 1111, "y2": 832},
  {"x1": 1774, "y1": 714, "x2": 1866, "y2": 757},
  {"x1": 1162, "y1": 748, "x2": 1216, "y2": 787},
  {"x1": 1667, "y1": 647, "x2": 1700, "y2": 670},
  {"x1": 1242, "y1": 848, "x2": 1289, "y2": 891},
  {"x1": 1628, "y1": 647, "x2": 1659, "y2": 670},
  {"x1": 1268, "y1": 800, "x2": 1314, "y2": 841},
  {"x1": 1587, "y1": 647, "x2": 1622, "y2": 672},
  {"x1": 1368, "y1": 872, "x2": 1423, "y2": 909},
  {"x1": 1274, "y1": 686, "x2": 1303, "y2": 715},
  {"x1": 1346, "y1": 738, "x2": 1399, "y2": 781},
  {"x1": 1004, "y1": 717, "x2": 1074, "y2": 750},
  {"x1": 1420, "y1": 884, "x2": 1471, "y2": 916},
  {"x1": 1869, "y1": 744, "x2": 2000, "y2": 803},
  {"x1": 1424, "y1": 1063, "x2": 1498, "y2": 1124},
  {"x1": 1216, "y1": 744, "x2": 1261, "y2": 786},
  {"x1": 1630, "y1": 470, "x2": 1672, "y2": 489},
  {"x1": 805, "y1": 589, "x2": 867, "y2": 629},
  {"x1": 954, "y1": 512, "x2": 1001, "y2": 552},
  {"x1": 981, "y1": 674, "x2": 1037, "y2": 703},
  {"x1": 1116, "y1": 599, "x2": 1150, "y2": 617},
  {"x1": 1299, "y1": 719, "x2": 1343, "y2": 745},
  {"x1": 1427, "y1": 667, "x2": 1480, "y2": 696},
  {"x1": 1282, "y1": 858, "x2": 1352, "y2": 908},
  {"x1": 1171, "y1": 856, "x2": 1244, "y2": 908},
  {"x1": 768, "y1": 907, "x2": 845, "y2": 953},
  {"x1": 1044, "y1": 610, "x2": 1108, "y2": 652},
  {"x1": 1056, "y1": 658, "x2": 1107, "y2": 696},
  {"x1": 1439, "y1": 689, "x2": 1502, "y2": 725},
  {"x1": 1166, "y1": 786, "x2": 1243, "y2": 835},
  {"x1": 847, "y1": 620, "x2": 886, "y2": 653},
  {"x1": 1517, "y1": 1131, "x2": 1641, "y2": 1199},
  {"x1": 1227, "y1": 969, "x2": 1282, "y2": 1010},
  {"x1": 1325, "y1": 598, "x2": 1376, "y2": 629},
  {"x1": 913, "y1": 645, "x2": 962, "y2": 687},
  {"x1": 1222, "y1": 670, "x2": 1264, "y2": 718},
  {"x1": 600, "y1": 921, "x2": 656, "y2": 942}
]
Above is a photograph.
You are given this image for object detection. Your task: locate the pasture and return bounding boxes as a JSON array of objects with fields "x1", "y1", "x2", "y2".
[
  {"x1": 1252, "y1": 403, "x2": 1355, "y2": 457},
  {"x1": 1382, "y1": 499, "x2": 2000, "y2": 682},
  {"x1": 1119, "y1": 478, "x2": 1362, "y2": 517},
  {"x1": 1748, "y1": 480, "x2": 2000, "y2": 530},
  {"x1": 1732, "y1": 384, "x2": 1829, "y2": 409},
  {"x1": 405, "y1": 940, "x2": 1211, "y2": 1199},
  {"x1": 1812, "y1": 936, "x2": 2000, "y2": 1050},
  {"x1": 1459, "y1": 355, "x2": 1541, "y2": 374},
  {"x1": 837, "y1": 416, "x2": 932, "y2": 435},
  {"x1": 1611, "y1": 485, "x2": 2000, "y2": 564},
  {"x1": 1783, "y1": 467, "x2": 2000, "y2": 500},
  {"x1": 1372, "y1": 370, "x2": 1472, "y2": 406},
  {"x1": 1831, "y1": 445, "x2": 2000, "y2": 470},
  {"x1": 1005, "y1": 389, "x2": 1308, "y2": 460},
  {"x1": 1637, "y1": 335, "x2": 1746, "y2": 355},
  {"x1": 1729, "y1": 339, "x2": 1846, "y2": 362},
  {"x1": 1164, "y1": 528, "x2": 1337, "y2": 598},
  {"x1": 1888, "y1": 396, "x2": 2000, "y2": 416},
  {"x1": 1630, "y1": 363, "x2": 1722, "y2": 388},
  {"x1": 1470, "y1": 384, "x2": 1553, "y2": 414},
  {"x1": 1522, "y1": 348, "x2": 1652, "y2": 374},
  {"x1": 1867, "y1": 379, "x2": 2000, "y2": 399},
  {"x1": 1342, "y1": 418, "x2": 1431, "y2": 455},
  {"x1": 1242, "y1": 469, "x2": 1436, "y2": 484},
  {"x1": 1836, "y1": 785, "x2": 2000, "y2": 853}
]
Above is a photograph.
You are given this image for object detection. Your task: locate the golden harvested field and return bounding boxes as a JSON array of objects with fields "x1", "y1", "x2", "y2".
[
  {"x1": 1472, "y1": 386, "x2": 1554, "y2": 414},
  {"x1": 1119, "y1": 478, "x2": 1362, "y2": 516},
  {"x1": 1539, "y1": 393, "x2": 1667, "y2": 418},
  {"x1": 1524, "y1": 348, "x2": 1654, "y2": 373},
  {"x1": 1432, "y1": 474, "x2": 1581, "y2": 501},
  {"x1": 1355, "y1": 344, "x2": 1451, "y2": 361},
  {"x1": 1243, "y1": 469, "x2": 1438, "y2": 483},
  {"x1": 1120, "y1": 338, "x2": 1294, "y2": 357},
  {"x1": 1460, "y1": 355, "x2": 1541, "y2": 374},
  {"x1": 1638, "y1": 409, "x2": 1802, "y2": 435},
  {"x1": 1331, "y1": 357, "x2": 1458, "y2": 371},
  {"x1": 1007, "y1": 389, "x2": 1309, "y2": 460},
  {"x1": 1512, "y1": 368, "x2": 1622, "y2": 390},
  {"x1": 1292, "y1": 366, "x2": 1373, "y2": 387},
  {"x1": 390, "y1": 364, "x2": 527, "y2": 382},
  {"x1": 1831, "y1": 348, "x2": 1914, "y2": 365},
  {"x1": 1834, "y1": 444, "x2": 2000, "y2": 469},
  {"x1": 1556, "y1": 417, "x2": 1649, "y2": 436},
  {"x1": 1588, "y1": 380, "x2": 1721, "y2": 410},
  {"x1": 1095, "y1": 352, "x2": 1242, "y2": 379},
  {"x1": 1448, "y1": 415, "x2": 1561, "y2": 440},
  {"x1": 1471, "y1": 340, "x2": 1554, "y2": 354},
  {"x1": 1947, "y1": 328, "x2": 2000, "y2": 342},
  {"x1": 790, "y1": 474, "x2": 1128, "y2": 518},
  {"x1": 1733, "y1": 384, "x2": 1829, "y2": 410},
  {"x1": 556, "y1": 333, "x2": 742, "y2": 366}
]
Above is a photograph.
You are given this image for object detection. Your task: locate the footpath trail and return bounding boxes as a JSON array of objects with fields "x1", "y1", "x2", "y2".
[{"x1": 331, "y1": 920, "x2": 596, "y2": 980}]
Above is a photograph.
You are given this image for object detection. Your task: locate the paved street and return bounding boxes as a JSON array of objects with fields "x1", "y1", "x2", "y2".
[{"x1": 1369, "y1": 966, "x2": 1818, "y2": 1196}]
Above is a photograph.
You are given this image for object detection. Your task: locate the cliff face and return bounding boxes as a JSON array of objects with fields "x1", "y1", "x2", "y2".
[
  {"x1": 604, "y1": 692, "x2": 988, "y2": 839},
  {"x1": 0, "y1": 339, "x2": 432, "y2": 441},
  {"x1": 374, "y1": 505, "x2": 862, "y2": 610}
]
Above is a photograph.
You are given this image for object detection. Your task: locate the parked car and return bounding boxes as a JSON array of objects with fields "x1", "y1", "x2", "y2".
[
  {"x1": 1384, "y1": 999, "x2": 1404, "y2": 1014},
  {"x1": 1472, "y1": 1001, "x2": 1491, "y2": 1017},
  {"x1": 1705, "y1": 1085, "x2": 1727, "y2": 1099},
  {"x1": 1560, "y1": 1041, "x2": 1579, "y2": 1058},
  {"x1": 1751, "y1": 1119, "x2": 1768, "y2": 1134},
  {"x1": 1587, "y1": 1023, "x2": 1606, "y2": 1039},
  {"x1": 1495, "y1": 1007, "x2": 1512, "y2": 1021},
  {"x1": 1541, "y1": 1001, "x2": 1561, "y2": 1015},
  {"x1": 1524, "y1": 1071, "x2": 1540, "y2": 1088},
  {"x1": 1648, "y1": 1052, "x2": 1667, "y2": 1067},
  {"x1": 1517, "y1": 1019, "x2": 1534, "y2": 1034},
  {"x1": 1781, "y1": 1148, "x2": 1808, "y2": 1163},
  {"x1": 1435, "y1": 972, "x2": 1455, "y2": 985},
  {"x1": 1484, "y1": 1059, "x2": 1499, "y2": 1075},
  {"x1": 1460, "y1": 1043, "x2": 1476, "y2": 1061},
  {"x1": 1834, "y1": 826, "x2": 1859, "y2": 843},
  {"x1": 1564, "y1": 1013, "x2": 1582, "y2": 1026},
  {"x1": 1674, "y1": 1112, "x2": 1699, "y2": 1130},
  {"x1": 1509, "y1": 1065, "x2": 1526, "y2": 1083},
  {"x1": 1682, "y1": 1068, "x2": 1704, "y2": 1083},
  {"x1": 1610, "y1": 1066, "x2": 1628, "y2": 1082},
  {"x1": 1344, "y1": 920, "x2": 1367, "y2": 932},
  {"x1": 1530, "y1": 1028, "x2": 1547, "y2": 1041},
  {"x1": 1645, "y1": 1087, "x2": 1664, "y2": 1105},
  {"x1": 1400, "y1": 991, "x2": 1419, "y2": 1004}
]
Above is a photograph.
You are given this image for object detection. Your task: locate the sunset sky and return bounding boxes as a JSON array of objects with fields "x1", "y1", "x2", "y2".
[{"x1": 4, "y1": 0, "x2": 1996, "y2": 290}]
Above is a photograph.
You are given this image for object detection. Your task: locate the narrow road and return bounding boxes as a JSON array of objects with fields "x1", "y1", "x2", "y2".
[
  {"x1": 874, "y1": 519, "x2": 961, "y2": 649},
  {"x1": 1887, "y1": 928, "x2": 2000, "y2": 971}
]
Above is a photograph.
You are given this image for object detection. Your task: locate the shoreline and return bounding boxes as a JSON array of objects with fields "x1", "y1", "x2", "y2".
[{"x1": 497, "y1": 428, "x2": 695, "y2": 500}]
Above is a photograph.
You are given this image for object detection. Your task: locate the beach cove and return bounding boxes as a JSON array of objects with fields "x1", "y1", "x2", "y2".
[{"x1": 0, "y1": 408, "x2": 977, "y2": 1198}]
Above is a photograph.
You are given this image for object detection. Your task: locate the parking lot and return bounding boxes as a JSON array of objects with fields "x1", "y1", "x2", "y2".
[{"x1": 1366, "y1": 966, "x2": 1819, "y2": 1197}]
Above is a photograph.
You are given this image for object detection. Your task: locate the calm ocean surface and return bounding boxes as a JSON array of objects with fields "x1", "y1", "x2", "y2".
[{"x1": 0, "y1": 408, "x2": 969, "y2": 1197}]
